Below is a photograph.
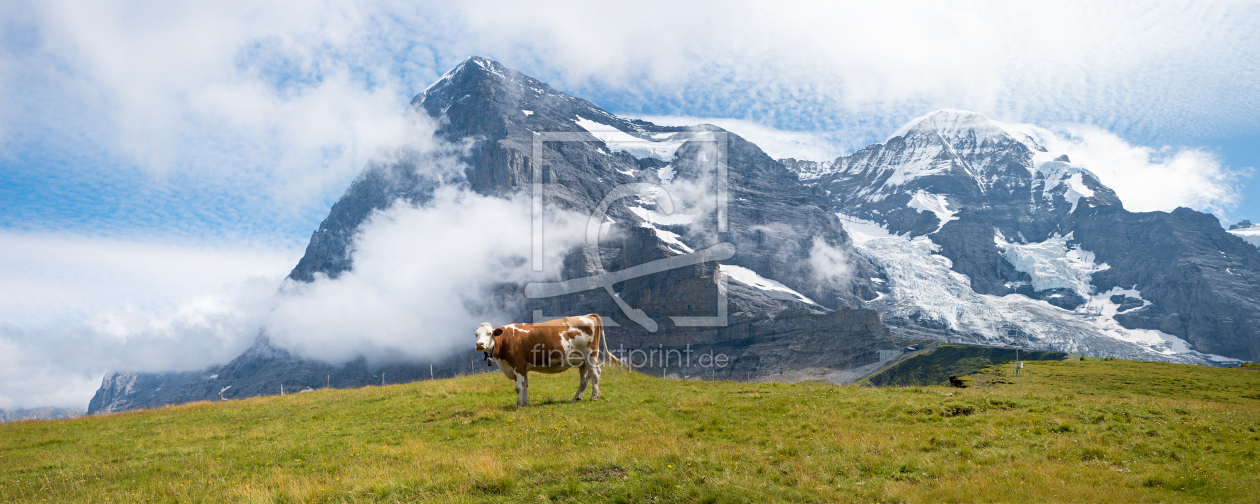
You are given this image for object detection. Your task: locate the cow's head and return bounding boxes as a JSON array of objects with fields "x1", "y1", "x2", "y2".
[{"x1": 474, "y1": 322, "x2": 499, "y2": 353}]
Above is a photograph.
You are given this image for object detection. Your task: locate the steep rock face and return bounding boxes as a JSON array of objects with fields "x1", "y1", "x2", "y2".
[
  {"x1": 288, "y1": 150, "x2": 448, "y2": 282},
  {"x1": 928, "y1": 209, "x2": 1024, "y2": 296},
  {"x1": 407, "y1": 57, "x2": 883, "y2": 308},
  {"x1": 1074, "y1": 206, "x2": 1260, "y2": 359},
  {"x1": 405, "y1": 57, "x2": 894, "y2": 375}
]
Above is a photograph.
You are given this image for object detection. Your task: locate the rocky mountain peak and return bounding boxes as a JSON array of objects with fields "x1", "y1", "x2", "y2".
[
  {"x1": 416, "y1": 56, "x2": 526, "y2": 103},
  {"x1": 806, "y1": 107, "x2": 1122, "y2": 240}
]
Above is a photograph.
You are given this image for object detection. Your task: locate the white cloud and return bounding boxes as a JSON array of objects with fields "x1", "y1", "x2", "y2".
[
  {"x1": 2, "y1": 1, "x2": 1254, "y2": 226},
  {"x1": 0, "y1": 231, "x2": 299, "y2": 409},
  {"x1": 0, "y1": 232, "x2": 297, "y2": 329},
  {"x1": 1016, "y1": 124, "x2": 1247, "y2": 217},
  {"x1": 5, "y1": 0, "x2": 441, "y2": 216},
  {"x1": 807, "y1": 237, "x2": 853, "y2": 295},
  {"x1": 262, "y1": 186, "x2": 588, "y2": 365}
]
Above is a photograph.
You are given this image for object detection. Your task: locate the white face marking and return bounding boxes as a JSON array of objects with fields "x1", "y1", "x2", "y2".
[{"x1": 474, "y1": 322, "x2": 495, "y2": 352}]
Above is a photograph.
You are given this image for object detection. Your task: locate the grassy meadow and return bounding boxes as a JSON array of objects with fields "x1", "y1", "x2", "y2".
[{"x1": 3, "y1": 358, "x2": 1259, "y2": 503}]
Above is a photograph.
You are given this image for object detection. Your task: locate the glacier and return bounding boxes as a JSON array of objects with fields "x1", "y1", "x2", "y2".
[{"x1": 841, "y1": 213, "x2": 1237, "y2": 365}]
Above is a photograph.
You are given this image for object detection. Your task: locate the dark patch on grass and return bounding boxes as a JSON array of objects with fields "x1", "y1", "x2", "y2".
[
  {"x1": 925, "y1": 437, "x2": 958, "y2": 450},
  {"x1": 940, "y1": 403, "x2": 975, "y2": 417},
  {"x1": 1081, "y1": 447, "x2": 1106, "y2": 461},
  {"x1": 582, "y1": 467, "x2": 627, "y2": 481},
  {"x1": 474, "y1": 477, "x2": 516, "y2": 495}
]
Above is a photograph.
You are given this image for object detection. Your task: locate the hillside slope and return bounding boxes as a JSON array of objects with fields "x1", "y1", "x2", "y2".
[{"x1": 8, "y1": 362, "x2": 1260, "y2": 503}]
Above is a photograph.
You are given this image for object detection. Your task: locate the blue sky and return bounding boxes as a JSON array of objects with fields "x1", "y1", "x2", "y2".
[{"x1": 1, "y1": 0, "x2": 1258, "y2": 408}]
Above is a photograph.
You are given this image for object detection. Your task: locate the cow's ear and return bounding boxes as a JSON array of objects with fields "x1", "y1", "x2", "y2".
[{"x1": 493, "y1": 328, "x2": 503, "y2": 336}]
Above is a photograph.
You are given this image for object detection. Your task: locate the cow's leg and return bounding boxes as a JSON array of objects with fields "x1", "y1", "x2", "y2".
[
  {"x1": 515, "y1": 372, "x2": 528, "y2": 406},
  {"x1": 572, "y1": 364, "x2": 590, "y2": 402},
  {"x1": 589, "y1": 360, "x2": 602, "y2": 401}
]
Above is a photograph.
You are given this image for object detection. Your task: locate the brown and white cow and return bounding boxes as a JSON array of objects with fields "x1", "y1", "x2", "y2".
[{"x1": 474, "y1": 314, "x2": 620, "y2": 406}]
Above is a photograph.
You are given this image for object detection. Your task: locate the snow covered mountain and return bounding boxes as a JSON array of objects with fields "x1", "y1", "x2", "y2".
[{"x1": 788, "y1": 109, "x2": 1260, "y2": 364}]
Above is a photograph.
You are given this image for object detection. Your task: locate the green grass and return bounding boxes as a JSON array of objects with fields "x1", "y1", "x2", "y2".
[{"x1": 3, "y1": 359, "x2": 1260, "y2": 503}]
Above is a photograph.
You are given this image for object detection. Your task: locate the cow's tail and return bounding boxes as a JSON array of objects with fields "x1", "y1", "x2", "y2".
[{"x1": 592, "y1": 313, "x2": 625, "y2": 367}]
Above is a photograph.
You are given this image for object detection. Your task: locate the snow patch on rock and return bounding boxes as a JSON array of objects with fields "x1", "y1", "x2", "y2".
[
  {"x1": 907, "y1": 191, "x2": 958, "y2": 232},
  {"x1": 1036, "y1": 160, "x2": 1100, "y2": 212},
  {"x1": 628, "y1": 205, "x2": 695, "y2": 226},
  {"x1": 1079, "y1": 285, "x2": 1152, "y2": 317},
  {"x1": 720, "y1": 264, "x2": 820, "y2": 306},
  {"x1": 657, "y1": 165, "x2": 676, "y2": 184},
  {"x1": 637, "y1": 221, "x2": 693, "y2": 254},
  {"x1": 836, "y1": 213, "x2": 895, "y2": 244},
  {"x1": 573, "y1": 115, "x2": 686, "y2": 161}
]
